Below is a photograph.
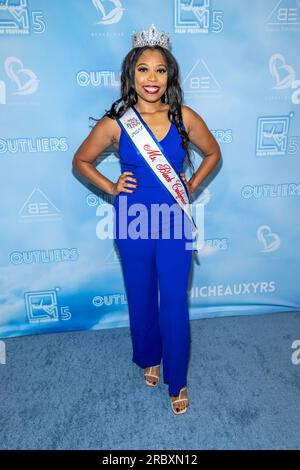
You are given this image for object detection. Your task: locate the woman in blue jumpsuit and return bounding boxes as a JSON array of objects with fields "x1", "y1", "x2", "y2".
[
  {"x1": 113, "y1": 104, "x2": 193, "y2": 403},
  {"x1": 73, "y1": 25, "x2": 221, "y2": 415}
]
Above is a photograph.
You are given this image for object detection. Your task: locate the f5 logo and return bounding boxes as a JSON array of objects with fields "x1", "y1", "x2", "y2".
[
  {"x1": 175, "y1": 0, "x2": 224, "y2": 34},
  {"x1": 24, "y1": 289, "x2": 71, "y2": 324},
  {"x1": 0, "y1": 0, "x2": 45, "y2": 34}
]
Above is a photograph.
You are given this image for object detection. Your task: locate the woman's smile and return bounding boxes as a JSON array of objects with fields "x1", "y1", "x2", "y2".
[{"x1": 143, "y1": 86, "x2": 160, "y2": 94}]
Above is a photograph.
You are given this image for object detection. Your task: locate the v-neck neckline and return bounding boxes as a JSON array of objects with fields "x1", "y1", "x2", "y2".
[{"x1": 132, "y1": 104, "x2": 173, "y2": 143}]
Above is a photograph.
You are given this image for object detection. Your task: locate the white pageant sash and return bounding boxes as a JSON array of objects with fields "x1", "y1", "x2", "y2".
[{"x1": 118, "y1": 105, "x2": 201, "y2": 252}]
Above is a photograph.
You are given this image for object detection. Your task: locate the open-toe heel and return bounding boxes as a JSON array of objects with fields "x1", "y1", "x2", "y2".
[
  {"x1": 171, "y1": 387, "x2": 189, "y2": 414},
  {"x1": 144, "y1": 365, "x2": 160, "y2": 387}
]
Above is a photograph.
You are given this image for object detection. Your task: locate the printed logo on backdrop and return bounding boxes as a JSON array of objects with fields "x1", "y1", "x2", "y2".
[
  {"x1": 266, "y1": 0, "x2": 300, "y2": 31},
  {"x1": 256, "y1": 113, "x2": 299, "y2": 156},
  {"x1": 77, "y1": 69, "x2": 120, "y2": 88},
  {"x1": 182, "y1": 59, "x2": 221, "y2": 96},
  {"x1": 201, "y1": 237, "x2": 228, "y2": 254},
  {"x1": 18, "y1": 188, "x2": 61, "y2": 223},
  {"x1": 174, "y1": 0, "x2": 223, "y2": 34},
  {"x1": 0, "y1": 136, "x2": 68, "y2": 154},
  {"x1": 241, "y1": 182, "x2": 300, "y2": 199},
  {"x1": 24, "y1": 289, "x2": 71, "y2": 324},
  {"x1": 90, "y1": 0, "x2": 125, "y2": 37},
  {"x1": 103, "y1": 247, "x2": 121, "y2": 267},
  {"x1": 211, "y1": 129, "x2": 233, "y2": 145},
  {"x1": 189, "y1": 281, "x2": 276, "y2": 300},
  {"x1": 92, "y1": 0, "x2": 124, "y2": 24},
  {"x1": 10, "y1": 248, "x2": 79, "y2": 265},
  {"x1": 257, "y1": 225, "x2": 281, "y2": 252},
  {"x1": 92, "y1": 293, "x2": 127, "y2": 307},
  {"x1": 269, "y1": 54, "x2": 300, "y2": 105},
  {"x1": 0, "y1": 56, "x2": 39, "y2": 105},
  {"x1": 0, "y1": 0, "x2": 45, "y2": 35},
  {"x1": 86, "y1": 192, "x2": 114, "y2": 207}
]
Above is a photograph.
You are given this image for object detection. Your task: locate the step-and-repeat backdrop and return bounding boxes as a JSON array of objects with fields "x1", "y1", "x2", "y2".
[{"x1": 1, "y1": 0, "x2": 299, "y2": 338}]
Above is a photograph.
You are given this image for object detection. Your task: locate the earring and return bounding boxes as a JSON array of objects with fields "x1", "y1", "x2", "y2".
[{"x1": 164, "y1": 90, "x2": 168, "y2": 104}]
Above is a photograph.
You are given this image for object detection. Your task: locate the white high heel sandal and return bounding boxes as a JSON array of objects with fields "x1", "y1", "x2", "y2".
[
  {"x1": 144, "y1": 365, "x2": 160, "y2": 387},
  {"x1": 171, "y1": 387, "x2": 189, "y2": 414}
]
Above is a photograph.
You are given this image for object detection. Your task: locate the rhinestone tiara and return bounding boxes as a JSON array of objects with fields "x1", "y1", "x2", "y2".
[{"x1": 131, "y1": 23, "x2": 170, "y2": 50}]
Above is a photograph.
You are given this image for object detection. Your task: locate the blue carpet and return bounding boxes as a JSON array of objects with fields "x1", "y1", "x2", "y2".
[{"x1": 1, "y1": 311, "x2": 300, "y2": 450}]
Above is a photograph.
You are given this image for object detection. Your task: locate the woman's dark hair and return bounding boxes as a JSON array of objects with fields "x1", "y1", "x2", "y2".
[{"x1": 90, "y1": 45, "x2": 194, "y2": 174}]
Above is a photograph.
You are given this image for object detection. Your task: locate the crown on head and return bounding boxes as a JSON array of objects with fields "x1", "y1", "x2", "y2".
[{"x1": 131, "y1": 24, "x2": 170, "y2": 50}]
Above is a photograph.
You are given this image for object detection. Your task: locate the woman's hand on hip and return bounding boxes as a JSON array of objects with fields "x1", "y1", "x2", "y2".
[
  {"x1": 180, "y1": 172, "x2": 194, "y2": 194},
  {"x1": 111, "y1": 171, "x2": 138, "y2": 195}
]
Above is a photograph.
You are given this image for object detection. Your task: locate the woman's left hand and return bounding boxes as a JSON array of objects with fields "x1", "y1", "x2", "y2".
[{"x1": 180, "y1": 172, "x2": 194, "y2": 194}]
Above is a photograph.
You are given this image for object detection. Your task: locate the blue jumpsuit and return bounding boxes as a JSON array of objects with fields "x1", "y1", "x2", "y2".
[{"x1": 113, "y1": 106, "x2": 193, "y2": 396}]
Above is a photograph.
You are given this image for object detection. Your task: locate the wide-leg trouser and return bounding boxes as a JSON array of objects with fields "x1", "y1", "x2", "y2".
[{"x1": 114, "y1": 223, "x2": 193, "y2": 396}]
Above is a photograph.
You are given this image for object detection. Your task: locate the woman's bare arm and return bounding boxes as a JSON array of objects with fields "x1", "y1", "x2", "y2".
[
  {"x1": 72, "y1": 116, "x2": 119, "y2": 195},
  {"x1": 181, "y1": 105, "x2": 221, "y2": 192}
]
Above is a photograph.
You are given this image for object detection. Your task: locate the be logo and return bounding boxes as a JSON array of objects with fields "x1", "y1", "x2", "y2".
[{"x1": 18, "y1": 188, "x2": 61, "y2": 222}]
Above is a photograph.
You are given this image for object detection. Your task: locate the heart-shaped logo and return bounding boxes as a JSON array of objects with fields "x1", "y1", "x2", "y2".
[
  {"x1": 269, "y1": 53, "x2": 296, "y2": 90},
  {"x1": 257, "y1": 225, "x2": 280, "y2": 252},
  {"x1": 4, "y1": 56, "x2": 39, "y2": 95}
]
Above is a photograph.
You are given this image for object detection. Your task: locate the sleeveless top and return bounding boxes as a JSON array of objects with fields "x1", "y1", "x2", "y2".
[{"x1": 114, "y1": 106, "x2": 188, "y2": 209}]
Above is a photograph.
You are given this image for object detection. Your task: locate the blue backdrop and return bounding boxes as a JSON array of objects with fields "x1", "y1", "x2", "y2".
[{"x1": 1, "y1": 0, "x2": 299, "y2": 338}]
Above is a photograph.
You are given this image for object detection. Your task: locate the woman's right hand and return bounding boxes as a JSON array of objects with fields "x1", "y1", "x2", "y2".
[{"x1": 111, "y1": 171, "x2": 138, "y2": 196}]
